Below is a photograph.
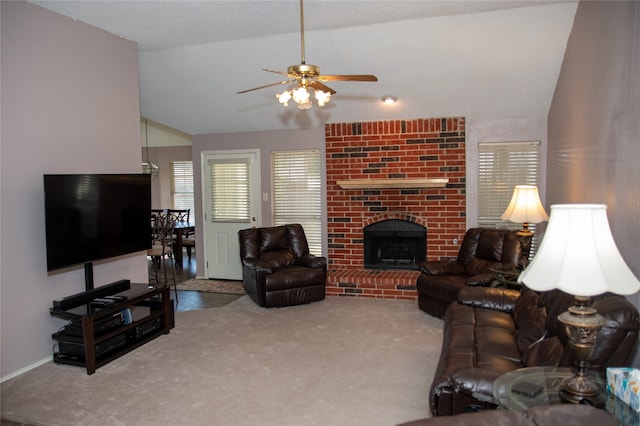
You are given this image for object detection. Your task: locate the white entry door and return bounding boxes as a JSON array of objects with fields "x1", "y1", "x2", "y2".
[{"x1": 202, "y1": 150, "x2": 260, "y2": 280}]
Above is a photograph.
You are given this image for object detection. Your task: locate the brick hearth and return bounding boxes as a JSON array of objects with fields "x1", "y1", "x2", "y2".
[
  {"x1": 325, "y1": 117, "x2": 466, "y2": 300},
  {"x1": 327, "y1": 268, "x2": 420, "y2": 300}
]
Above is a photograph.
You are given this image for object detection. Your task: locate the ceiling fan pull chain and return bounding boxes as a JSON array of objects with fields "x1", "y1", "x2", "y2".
[{"x1": 299, "y1": 0, "x2": 306, "y2": 65}]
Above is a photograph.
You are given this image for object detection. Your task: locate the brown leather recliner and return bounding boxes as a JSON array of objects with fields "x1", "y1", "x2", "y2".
[
  {"x1": 416, "y1": 228, "x2": 524, "y2": 318},
  {"x1": 238, "y1": 224, "x2": 326, "y2": 308}
]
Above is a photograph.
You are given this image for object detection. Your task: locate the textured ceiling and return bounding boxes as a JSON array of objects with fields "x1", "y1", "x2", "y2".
[{"x1": 29, "y1": 0, "x2": 579, "y2": 135}]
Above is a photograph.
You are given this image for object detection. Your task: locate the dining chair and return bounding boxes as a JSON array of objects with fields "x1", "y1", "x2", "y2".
[
  {"x1": 168, "y1": 209, "x2": 190, "y2": 224},
  {"x1": 168, "y1": 209, "x2": 195, "y2": 262},
  {"x1": 147, "y1": 213, "x2": 178, "y2": 304}
]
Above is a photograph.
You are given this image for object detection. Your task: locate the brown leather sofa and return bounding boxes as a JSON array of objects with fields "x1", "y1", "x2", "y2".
[
  {"x1": 416, "y1": 228, "x2": 524, "y2": 318},
  {"x1": 397, "y1": 405, "x2": 619, "y2": 426},
  {"x1": 430, "y1": 285, "x2": 639, "y2": 416},
  {"x1": 238, "y1": 224, "x2": 326, "y2": 308}
]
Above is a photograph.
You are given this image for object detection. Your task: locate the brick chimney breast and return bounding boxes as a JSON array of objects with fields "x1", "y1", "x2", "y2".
[{"x1": 325, "y1": 117, "x2": 467, "y2": 300}]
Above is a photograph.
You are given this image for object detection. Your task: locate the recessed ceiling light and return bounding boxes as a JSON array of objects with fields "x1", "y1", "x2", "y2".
[{"x1": 381, "y1": 95, "x2": 398, "y2": 105}]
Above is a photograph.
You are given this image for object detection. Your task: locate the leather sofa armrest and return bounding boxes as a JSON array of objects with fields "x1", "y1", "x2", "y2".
[
  {"x1": 297, "y1": 253, "x2": 327, "y2": 269},
  {"x1": 449, "y1": 367, "x2": 502, "y2": 405},
  {"x1": 419, "y1": 260, "x2": 464, "y2": 275},
  {"x1": 242, "y1": 258, "x2": 273, "y2": 273},
  {"x1": 458, "y1": 287, "x2": 521, "y2": 312}
]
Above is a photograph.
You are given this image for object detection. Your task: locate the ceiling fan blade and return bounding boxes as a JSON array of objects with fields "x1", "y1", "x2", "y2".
[
  {"x1": 237, "y1": 80, "x2": 297, "y2": 94},
  {"x1": 318, "y1": 74, "x2": 378, "y2": 82},
  {"x1": 262, "y1": 68, "x2": 297, "y2": 79},
  {"x1": 310, "y1": 81, "x2": 336, "y2": 95}
]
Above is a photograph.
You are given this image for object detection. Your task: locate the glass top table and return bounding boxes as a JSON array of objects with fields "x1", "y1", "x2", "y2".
[{"x1": 493, "y1": 366, "x2": 639, "y2": 426}]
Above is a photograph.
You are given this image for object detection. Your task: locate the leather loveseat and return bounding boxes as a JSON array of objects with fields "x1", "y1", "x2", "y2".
[
  {"x1": 430, "y1": 285, "x2": 640, "y2": 416},
  {"x1": 238, "y1": 224, "x2": 326, "y2": 308},
  {"x1": 416, "y1": 228, "x2": 524, "y2": 318},
  {"x1": 397, "y1": 405, "x2": 619, "y2": 426}
]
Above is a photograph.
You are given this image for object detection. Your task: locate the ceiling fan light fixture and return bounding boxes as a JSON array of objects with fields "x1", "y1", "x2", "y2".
[
  {"x1": 382, "y1": 95, "x2": 398, "y2": 105},
  {"x1": 315, "y1": 89, "x2": 331, "y2": 106},
  {"x1": 277, "y1": 84, "x2": 329, "y2": 109},
  {"x1": 292, "y1": 86, "x2": 311, "y2": 104},
  {"x1": 276, "y1": 90, "x2": 292, "y2": 106}
]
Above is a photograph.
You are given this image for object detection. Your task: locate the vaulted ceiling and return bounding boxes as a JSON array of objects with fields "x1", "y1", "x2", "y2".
[{"x1": 29, "y1": 1, "x2": 579, "y2": 135}]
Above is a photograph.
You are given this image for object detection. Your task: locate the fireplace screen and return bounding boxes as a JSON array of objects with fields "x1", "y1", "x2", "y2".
[{"x1": 363, "y1": 219, "x2": 426, "y2": 270}]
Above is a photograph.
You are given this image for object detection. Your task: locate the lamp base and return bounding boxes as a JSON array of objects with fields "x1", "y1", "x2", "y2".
[
  {"x1": 559, "y1": 374, "x2": 603, "y2": 404},
  {"x1": 557, "y1": 296, "x2": 607, "y2": 405}
]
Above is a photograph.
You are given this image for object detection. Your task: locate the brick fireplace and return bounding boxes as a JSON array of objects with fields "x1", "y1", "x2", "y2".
[{"x1": 325, "y1": 117, "x2": 466, "y2": 300}]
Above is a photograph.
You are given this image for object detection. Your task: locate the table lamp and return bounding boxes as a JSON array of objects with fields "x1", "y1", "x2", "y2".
[
  {"x1": 518, "y1": 204, "x2": 640, "y2": 403},
  {"x1": 501, "y1": 185, "x2": 549, "y2": 266}
]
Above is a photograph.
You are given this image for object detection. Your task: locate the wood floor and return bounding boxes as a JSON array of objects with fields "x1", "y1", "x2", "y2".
[{"x1": 154, "y1": 251, "x2": 244, "y2": 312}]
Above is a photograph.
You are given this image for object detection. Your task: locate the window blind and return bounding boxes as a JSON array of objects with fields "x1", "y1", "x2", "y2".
[
  {"x1": 271, "y1": 149, "x2": 322, "y2": 256},
  {"x1": 208, "y1": 159, "x2": 251, "y2": 223},
  {"x1": 171, "y1": 161, "x2": 194, "y2": 216},
  {"x1": 478, "y1": 141, "x2": 542, "y2": 256}
]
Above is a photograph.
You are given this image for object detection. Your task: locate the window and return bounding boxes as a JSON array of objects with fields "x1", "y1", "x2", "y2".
[
  {"x1": 271, "y1": 149, "x2": 322, "y2": 255},
  {"x1": 208, "y1": 159, "x2": 251, "y2": 222},
  {"x1": 171, "y1": 161, "x2": 194, "y2": 218},
  {"x1": 478, "y1": 141, "x2": 543, "y2": 256}
]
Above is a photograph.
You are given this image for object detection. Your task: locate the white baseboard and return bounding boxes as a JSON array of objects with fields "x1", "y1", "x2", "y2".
[{"x1": 1, "y1": 356, "x2": 52, "y2": 383}]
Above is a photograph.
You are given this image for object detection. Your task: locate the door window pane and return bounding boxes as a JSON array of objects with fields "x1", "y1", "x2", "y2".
[{"x1": 208, "y1": 159, "x2": 251, "y2": 222}]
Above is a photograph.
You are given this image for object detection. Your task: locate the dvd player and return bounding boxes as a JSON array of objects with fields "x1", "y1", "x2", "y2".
[{"x1": 58, "y1": 333, "x2": 127, "y2": 358}]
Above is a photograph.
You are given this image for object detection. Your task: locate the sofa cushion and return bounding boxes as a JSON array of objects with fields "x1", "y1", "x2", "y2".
[
  {"x1": 476, "y1": 231, "x2": 505, "y2": 262},
  {"x1": 260, "y1": 249, "x2": 296, "y2": 269},
  {"x1": 523, "y1": 336, "x2": 564, "y2": 367},
  {"x1": 474, "y1": 308, "x2": 522, "y2": 365},
  {"x1": 516, "y1": 306, "x2": 547, "y2": 354},
  {"x1": 513, "y1": 288, "x2": 539, "y2": 327},
  {"x1": 259, "y1": 225, "x2": 289, "y2": 252},
  {"x1": 464, "y1": 257, "x2": 501, "y2": 276}
]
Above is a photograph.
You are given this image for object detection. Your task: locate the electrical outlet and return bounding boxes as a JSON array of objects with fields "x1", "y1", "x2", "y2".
[{"x1": 263, "y1": 193, "x2": 269, "y2": 202}]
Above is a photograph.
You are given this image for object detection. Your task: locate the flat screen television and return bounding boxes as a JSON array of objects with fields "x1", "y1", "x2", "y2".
[{"x1": 43, "y1": 174, "x2": 151, "y2": 282}]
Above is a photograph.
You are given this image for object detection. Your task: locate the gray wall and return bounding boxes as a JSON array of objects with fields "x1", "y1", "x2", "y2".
[
  {"x1": 547, "y1": 1, "x2": 640, "y2": 367},
  {"x1": 192, "y1": 128, "x2": 327, "y2": 279},
  {"x1": 1, "y1": 2, "x2": 145, "y2": 377}
]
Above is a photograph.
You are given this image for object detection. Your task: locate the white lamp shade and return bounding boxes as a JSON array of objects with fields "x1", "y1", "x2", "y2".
[
  {"x1": 501, "y1": 185, "x2": 549, "y2": 224},
  {"x1": 518, "y1": 204, "x2": 640, "y2": 296}
]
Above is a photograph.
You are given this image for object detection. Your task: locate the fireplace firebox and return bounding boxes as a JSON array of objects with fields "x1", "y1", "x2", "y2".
[{"x1": 363, "y1": 219, "x2": 426, "y2": 270}]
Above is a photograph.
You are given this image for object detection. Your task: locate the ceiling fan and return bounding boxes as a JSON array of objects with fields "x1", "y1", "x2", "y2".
[{"x1": 237, "y1": 0, "x2": 378, "y2": 109}]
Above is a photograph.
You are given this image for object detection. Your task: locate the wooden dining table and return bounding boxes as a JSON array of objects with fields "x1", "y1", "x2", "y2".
[{"x1": 173, "y1": 220, "x2": 195, "y2": 268}]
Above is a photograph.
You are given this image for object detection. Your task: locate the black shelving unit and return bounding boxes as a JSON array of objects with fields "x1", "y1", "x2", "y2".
[{"x1": 50, "y1": 284, "x2": 174, "y2": 374}]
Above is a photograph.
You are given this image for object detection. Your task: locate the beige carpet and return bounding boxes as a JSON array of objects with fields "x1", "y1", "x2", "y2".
[
  {"x1": 176, "y1": 278, "x2": 246, "y2": 294},
  {"x1": 1, "y1": 295, "x2": 443, "y2": 426}
]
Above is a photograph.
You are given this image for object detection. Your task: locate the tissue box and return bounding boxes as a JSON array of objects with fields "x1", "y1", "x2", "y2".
[{"x1": 607, "y1": 367, "x2": 640, "y2": 412}]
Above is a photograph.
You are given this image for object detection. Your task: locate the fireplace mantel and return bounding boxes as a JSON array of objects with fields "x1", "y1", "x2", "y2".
[{"x1": 336, "y1": 178, "x2": 449, "y2": 190}]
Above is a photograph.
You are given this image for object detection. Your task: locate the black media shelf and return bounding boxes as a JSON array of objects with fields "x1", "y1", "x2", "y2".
[{"x1": 50, "y1": 284, "x2": 174, "y2": 374}]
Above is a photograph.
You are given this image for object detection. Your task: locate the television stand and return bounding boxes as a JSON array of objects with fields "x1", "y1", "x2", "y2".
[{"x1": 50, "y1": 284, "x2": 174, "y2": 374}]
